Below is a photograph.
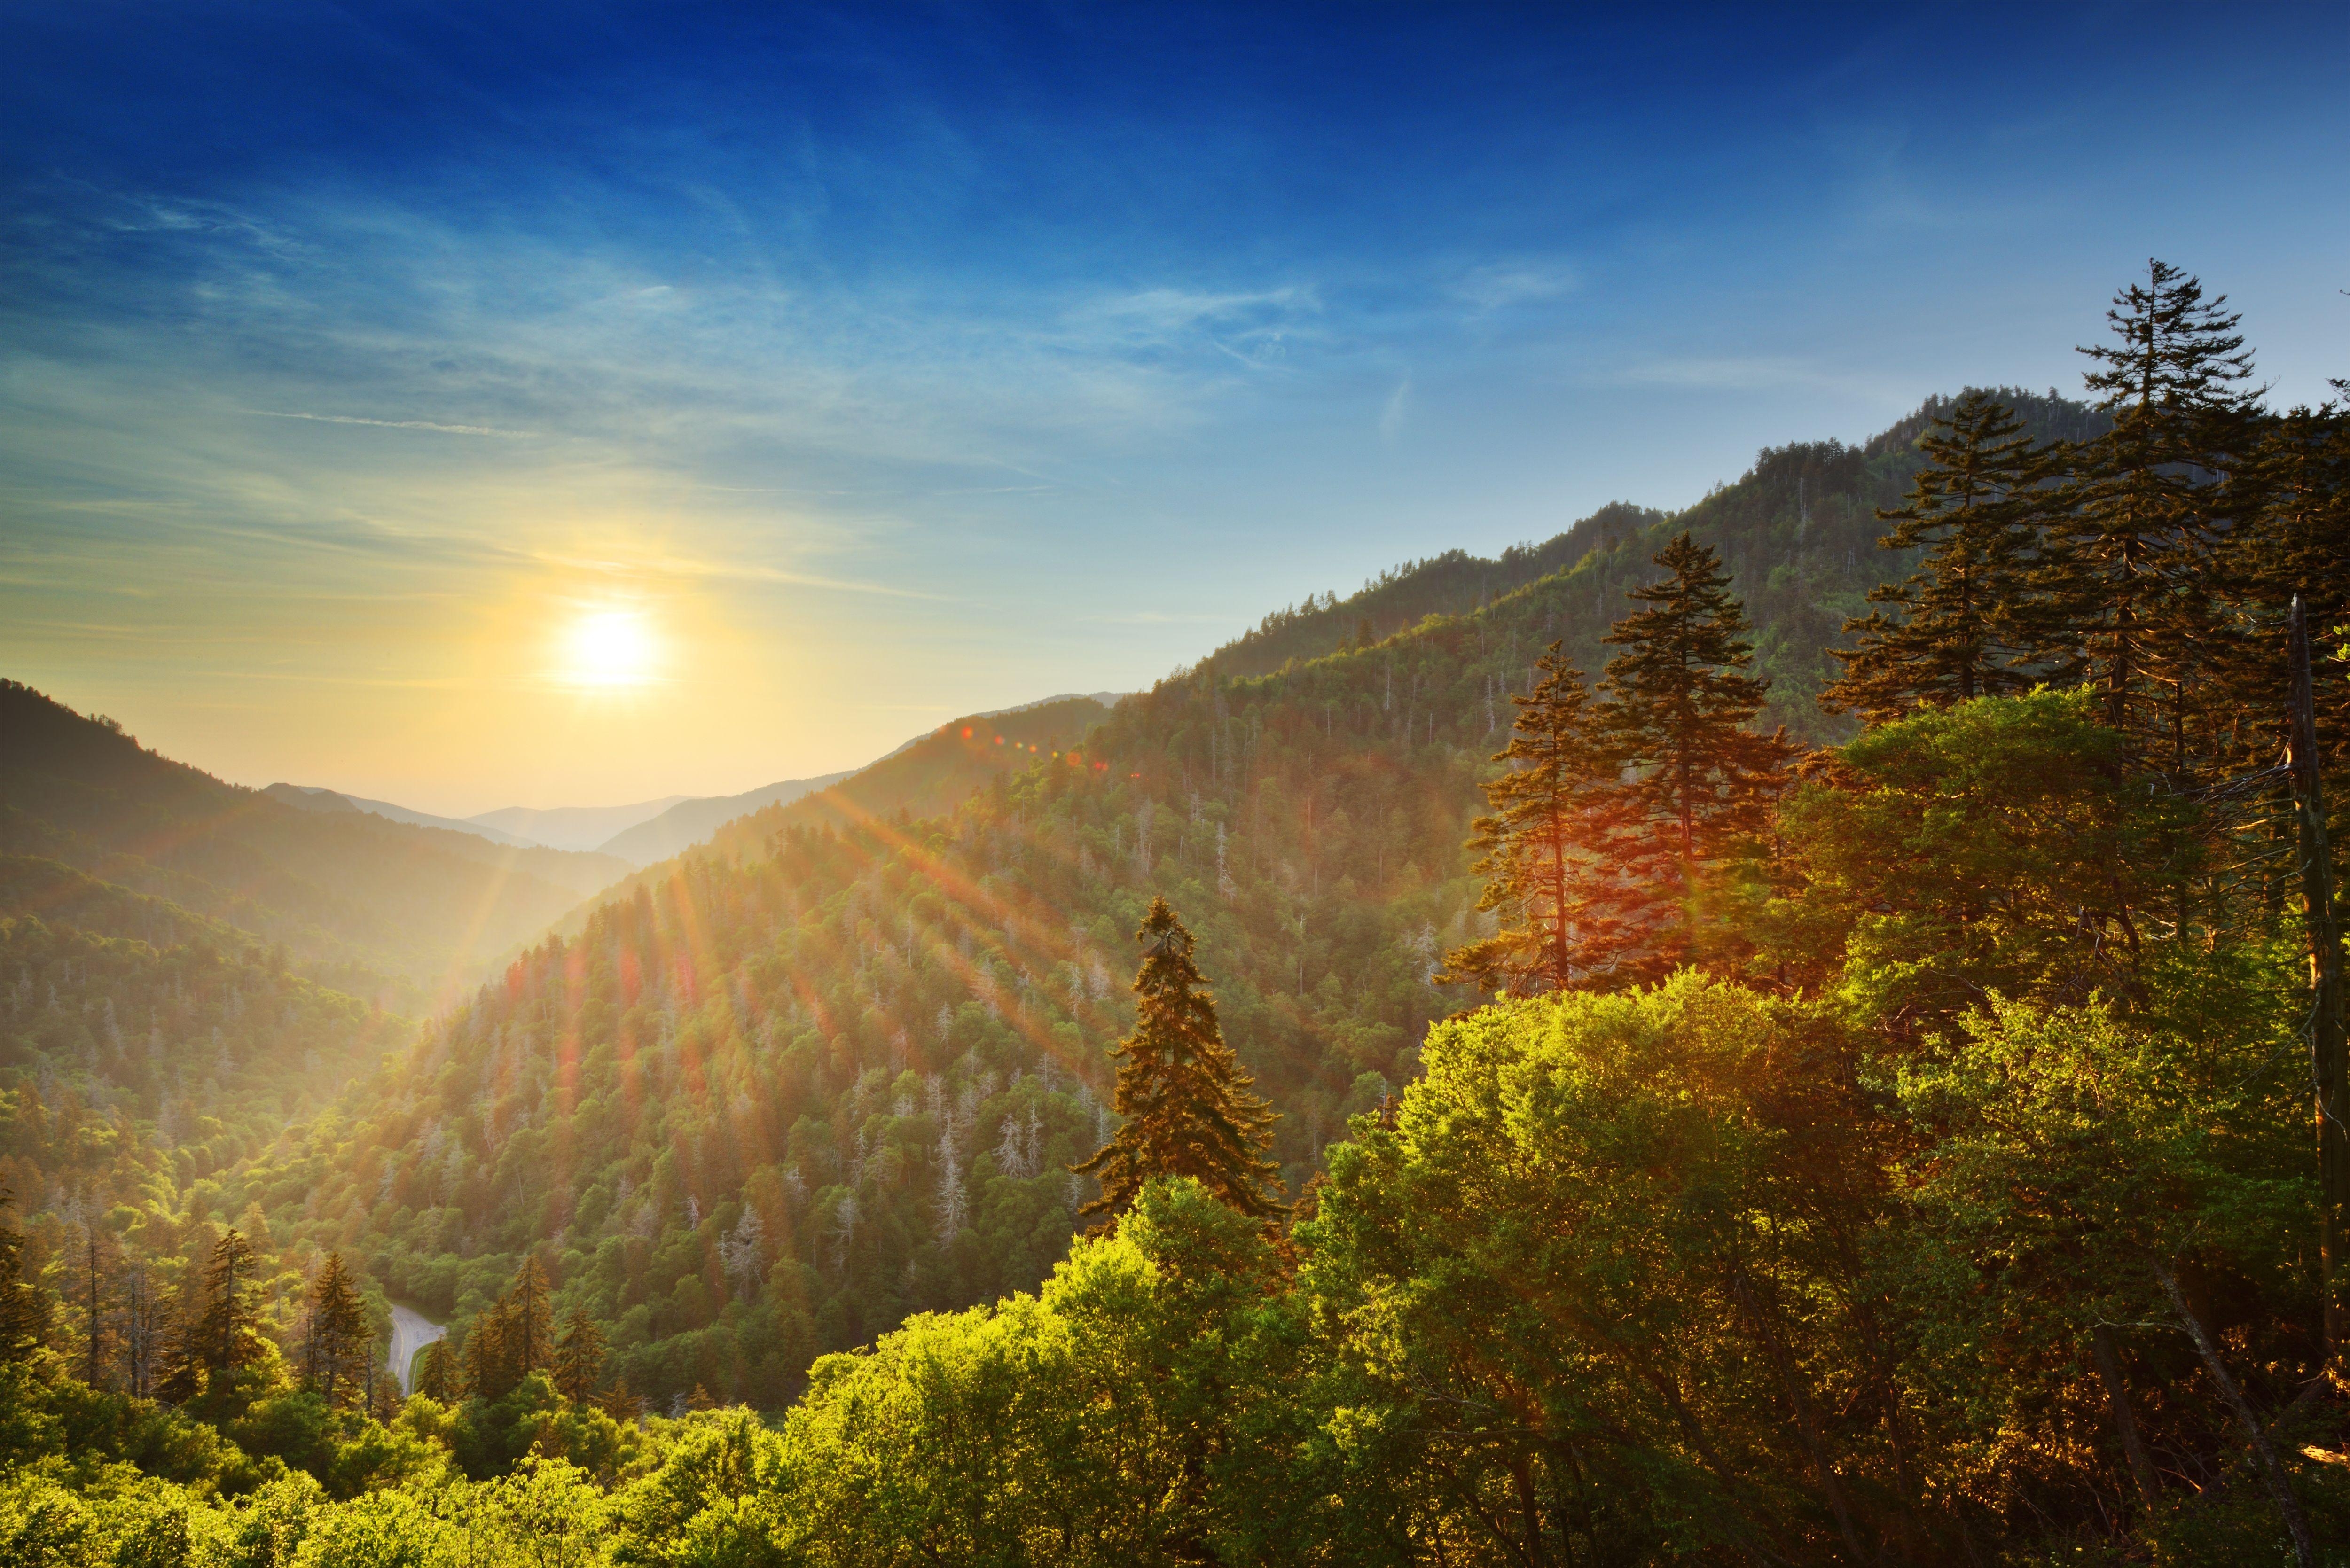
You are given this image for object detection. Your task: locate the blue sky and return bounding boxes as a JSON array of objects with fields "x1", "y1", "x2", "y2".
[{"x1": 3, "y1": 1, "x2": 2343, "y2": 813}]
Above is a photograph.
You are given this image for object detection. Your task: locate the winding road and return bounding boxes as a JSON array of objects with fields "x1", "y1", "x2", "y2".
[{"x1": 387, "y1": 1302, "x2": 447, "y2": 1396}]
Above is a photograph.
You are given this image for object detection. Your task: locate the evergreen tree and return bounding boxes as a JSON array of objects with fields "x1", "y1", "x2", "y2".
[
  {"x1": 461, "y1": 1312, "x2": 505, "y2": 1402},
  {"x1": 1441, "y1": 644, "x2": 1671, "y2": 994},
  {"x1": 193, "y1": 1230, "x2": 261, "y2": 1378},
  {"x1": 0, "y1": 1187, "x2": 47, "y2": 1364},
  {"x1": 464, "y1": 1256, "x2": 555, "y2": 1402},
  {"x1": 599, "y1": 1373, "x2": 643, "y2": 1422},
  {"x1": 503, "y1": 1255, "x2": 554, "y2": 1377},
  {"x1": 554, "y1": 1308, "x2": 606, "y2": 1403},
  {"x1": 1071, "y1": 898, "x2": 1283, "y2": 1222},
  {"x1": 2048, "y1": 259, "x2": 2260, "y2": 767},
  {"x1": 2234, "y1": 404, "x2": 2350, "y2": 778},
  {"x1": 415, "y1": 1337, "x2": 460, "y2": 1404},
  {"x1": 302, "y1": 1253, "x2": 370, "y2": 1409},
  {"x1": 1825, "y1": 391, "x2": 2055, "y2": 720},
  {"x1": 1600, "y1": 532, "x2": 1792, "y2": 863}
]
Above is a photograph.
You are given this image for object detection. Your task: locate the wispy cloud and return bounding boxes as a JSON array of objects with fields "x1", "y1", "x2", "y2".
[
  {"x1": 245, "y1": 410, "x2": 541, "y2": 438},
  {"x1": 1379, "y1": 378, "x2": 1410, "y2": 442},
  {"x1": 1450, "y1": 260, "x2": 1578, "y2": 313}
]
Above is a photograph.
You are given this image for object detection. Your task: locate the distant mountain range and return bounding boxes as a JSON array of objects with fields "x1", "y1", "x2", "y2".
[
  {"x1": 0, "y1": 681, "x2": 625, "y2": 1007},
  {"x1": 262, "y1": 784, "x2": 543, "y2": 850},
  {"x1": 594, "y1": 772, "x2": 857, "y2": 864},
  {"x1": 276, "y1": 691, "x2": 1135, "y2": 866},
  {"x1": 464, "y1": 796, "x2": 690, "y2": 852}
]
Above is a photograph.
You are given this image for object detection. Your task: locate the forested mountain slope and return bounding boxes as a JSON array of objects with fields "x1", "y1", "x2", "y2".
[
  {"x1": 593, "y1": 771, "x2": 855, "y2": 866},
  {"x1": 1206, "y1": 386, "x2": 2108, "y2": 737},
  {"x1": 206, "y1": 390, "x2": 2142, "y2": 1408},
  {"x1": 262, "y1": 785, "x2": 631, "y2": 898},
  {"x1": 0, "y1": 683, "x2": 621, "y2": 1001},
  {"x1": 7, "y1": 265, "x2": 2342, "y2": 1566}
]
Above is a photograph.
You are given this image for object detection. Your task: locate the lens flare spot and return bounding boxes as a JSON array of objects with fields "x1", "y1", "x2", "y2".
[{"x1": 563, "y1": 608, "x2": 658, "y2": 688}]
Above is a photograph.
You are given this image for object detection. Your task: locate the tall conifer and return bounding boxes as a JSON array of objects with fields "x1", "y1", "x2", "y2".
[
  {"x1": 303, "y1": 1253, "x2": 370, "y2": 1409},
  {"x1": 2049, "y1": 259, "x2": 2260, "y2": 769},
  {"x1": 463, "y1": 1256, "x2": 556, "y2": 1402},
  {"x1": 0, "y1": 1187, "x2": 46, "y2": 1364},
  {"x1": 1071, "y1": 898, "x2": 1283, "y2": 1221},
  {"x1": 1441, "y1": 644, "x2": 1671, "y2": 993},
  {"x1": 195, "y1": 1230, "x2": 260, "y2": 1376},
  {"x1": 1600, "y1": 533, "x2": 1791, "y2": 863},
  {"x1": 554, "y1": 1307, "x2": 606, "y2": 1403},
  {"x1": 415, "y1": 1338, "x2": 459, "y2": 1403},
  {"x1": 1825, "y1": 391, "x2": 2055, "y2": 720}
]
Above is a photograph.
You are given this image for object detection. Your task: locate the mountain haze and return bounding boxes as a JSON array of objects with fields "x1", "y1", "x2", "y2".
[
  {"x1": 467, "y1": 798, "x2": 690, "y2": 853},
  {"x1": 595, "y1": 772, "x2": 857, "y2": 866},
  {"x1": 0, "y1": 681, "x2": 611, "y2": 1004},
  {"x1": 263, "y1": 784, "x2": 632, "y2": 899}
]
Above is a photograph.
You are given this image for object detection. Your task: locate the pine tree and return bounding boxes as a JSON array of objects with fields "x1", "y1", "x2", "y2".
[
  {"x1": 1600, "y1": 532, "x2": 1792, "y2": 863},
  {"x1": 553, "y1": 1308, "x2": 606, "y2": 1403},
  {"x1": 1441, "y1": 644, "x2": 1671, "y2": 994},
  {"x1": 1825, "y1": 391, "x2": 2056, "y2": 720},
  {"x1": 302, "y1": 1253, "x2": 370, "y2": 1409},
  {"x1": 1071, "y1": 898, "x2": 1283, "y2": 1221},
  {"x1": 0, "y1": 1187, "x2": 47, "y2": 1364},
  {"x1": 462, "y1": 1308, "x2": 508, "y2": 1402},
  {"x1": 415, "y1": 1337, "x2": 460, "y2": 1404},
  {"x1": 2049, "y1": 259, "x2": 2260, "y2": 768},
  {"x1": 194, "y1": 1229, "x2": 260, "y2": 1377},
  {"x1": 598, "y1": 1373, "x2": 643, "y2": 1422},
  {"x1": 464, "y1": 1256, "x2": 555, "y2": 1401},
  {"x1": 2233, "y1": 404, "x2": 2350, "y2": 778}
]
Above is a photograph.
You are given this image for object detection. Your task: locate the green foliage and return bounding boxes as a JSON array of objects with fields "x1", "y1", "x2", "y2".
[
  {"x1": 1762, "y1": 688, "x2": 2201, "y2": 1030},
  {"x1": 7, "y1": 261, "x2": 2346, "y2": 1561}
]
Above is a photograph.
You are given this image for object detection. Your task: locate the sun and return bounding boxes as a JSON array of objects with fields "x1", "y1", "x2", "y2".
[{"x1": 563, "y1": 608, "x2": 659, "y2": 688}]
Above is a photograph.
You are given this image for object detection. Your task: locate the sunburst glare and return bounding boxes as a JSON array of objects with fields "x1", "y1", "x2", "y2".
[{"x1": 561, "y1": 607, "x2": 660, "y2": 688}]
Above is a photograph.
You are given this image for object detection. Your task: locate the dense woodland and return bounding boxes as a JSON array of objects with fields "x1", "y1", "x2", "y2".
[{"x1": 3, "y1": 261, "x2": 2346, "y2": 1563}]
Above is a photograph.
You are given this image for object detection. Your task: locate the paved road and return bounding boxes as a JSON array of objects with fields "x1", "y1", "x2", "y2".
[{"x1": 387, "y1": 1302, "x2": 447, "y2": 1396}]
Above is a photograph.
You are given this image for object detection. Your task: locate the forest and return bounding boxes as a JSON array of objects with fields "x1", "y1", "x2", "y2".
[{"x1": 2, "y1": 260, "x2": 2345, "y2": 1563}]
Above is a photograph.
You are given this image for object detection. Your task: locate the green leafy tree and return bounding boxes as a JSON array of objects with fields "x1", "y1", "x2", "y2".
[
  {"x1": 1761, "y1": 689, "x2": 2200, "y2": 1034},
  {"x1": 1601, "y1": 531, "x2": 1792, "y2": 864},
  {"x1": 1441, "y1": 643, "x2": 1670, "y2": 994},
  {"x1": 1071, "y1": 898, "x2": 1283, "y2": 1222},
  {"x1": 1894, "y1": 994, "x2": 2320, "y2": 1563},
  {"x1": 1302, "y1": 977, "x2": 1891, "y2": 1563},
  {"x1": 1825, "y1": 391, "x2": 2055, "y2": 720}
]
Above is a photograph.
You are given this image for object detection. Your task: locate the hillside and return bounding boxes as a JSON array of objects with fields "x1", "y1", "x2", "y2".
[
  {"x1": 223, "y1": 392, "x2": 2138, "y2": 1405},
  {"x1": 595, "y1": 770, "x2": 856, "y2": 865},
  {"x1": 264, "y1": 784, "x2": 632, "y2": 897},
  {"x1": 467, "y1": 797, "x2": 689, "y2": 853},
  {"x1": 0, "y1": 681, "x2": 615, "y2": 1001},
  {"x1": 9, "y1": 357, "x2": 2346, "y2": 1561},
  {"x1": 1204, "y1": 386, "x2": 2109, "y2": 738}
]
